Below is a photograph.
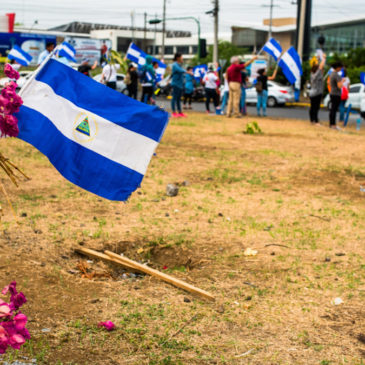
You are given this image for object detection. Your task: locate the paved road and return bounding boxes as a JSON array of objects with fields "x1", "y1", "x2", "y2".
[{"x1": 156, "y1": 97, "x2": 360, "y2": 124}]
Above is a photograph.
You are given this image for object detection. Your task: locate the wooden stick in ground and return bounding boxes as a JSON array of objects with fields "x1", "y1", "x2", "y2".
[
  {"x1": 104, "y1": 250, "x2": 215, "y2": 302},
  {"x1": 75, "y1": 247, "x2": 138, "y2": 271}
]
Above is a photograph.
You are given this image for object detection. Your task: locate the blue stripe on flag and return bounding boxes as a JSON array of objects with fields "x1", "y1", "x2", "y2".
[
  {"x1": 35, "y1": 59, "x2": 168, "y2": 142},
  {"x1": 17, "y1": 106, "x2": 143, "y2": 201},
  {"x1": 361, "y1": 72, "x2": 365, "y2": 85},
  {"x1": 278, "y1": 47, "x2": 302, "y2": 85}
]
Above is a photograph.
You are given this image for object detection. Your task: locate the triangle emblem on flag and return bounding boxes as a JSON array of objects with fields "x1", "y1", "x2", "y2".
[{"x1": 76, "y1": 117, "x2": 90, "y2": 136}]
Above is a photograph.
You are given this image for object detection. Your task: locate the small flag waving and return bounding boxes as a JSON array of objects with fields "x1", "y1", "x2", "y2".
[
  {"x1": 193, "y1": 64, "x2": 208, "y2": 81},
  {"x1": 16, "y1": 59, "x2": 169, "y2": 201},
  {"x1": 7, "y1": 45, "x2": 32, "y2": 66},
  {"x1": 57, "y1": 42, "x2": 76, "y2": 62},
  {"x1": 360, "y1": 72, "x2": 365, "y2": 85},
  {"x1": 278, "y1": 47, "x2": 303, "y2": 84},
  {"x1": 262, "y1": 38, "x2": 282, "y2": 61},
  {"x1": 126, "y1": 42, "x2": 166, "y2": 81}
]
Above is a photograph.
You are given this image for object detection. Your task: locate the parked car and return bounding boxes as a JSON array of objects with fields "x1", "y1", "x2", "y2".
[
  {"x1": 323, "y1": 83, "x2": 365, "y2": 114},
  {"x1": 93, "y1": 73, "x2": 127, "y2": 93},
  {"x1": 245, "y1": 81, "x2": 295, "y2": 107},
  {"x1": 0, "y1": 70, "x2": 33, "y2": 90}
]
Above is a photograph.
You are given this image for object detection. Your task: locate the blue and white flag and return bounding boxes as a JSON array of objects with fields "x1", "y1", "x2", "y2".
[
  {"x1": 360, "y1": 72, "x2": 365, "y2": 85},
  {"x1": 193, "y1": 64, "x2": 208, "y2": 81},
  {"x1": 57, "y1": 42, "x2": 76, "y2": 62},
  {"x1": 262, "y1": 38, "x2": 282, "y2": 61},
  {"x1": 126, "y1": 42, "x2": 166, "y2": 82},
  {"x1": 7, "y1": 45, "x2": 32, "y2": 66},
  {"x1": 16, "y1": 59, "x2": 169, "y2": 201},
  {"x1": 278, "y1": 47, "x2": 303, "y2": 84}
]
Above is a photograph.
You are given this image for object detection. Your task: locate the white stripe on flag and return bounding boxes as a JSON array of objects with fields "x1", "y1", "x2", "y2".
[
  {"x1": 22, "y1": 80, "x2": 158, "y2": 175},
  {"x1": 61, "y1": 45, "x2": 74, "y2": 58},
  {"x1": 265, "y1": 42, "x2": 281, "y2": 59},
  {"x1": 128, "y1": 48, "x2": 141, "y2": 59},
  {"x1": 281, "y1": 52, "x2": 301, "y2": 82}
]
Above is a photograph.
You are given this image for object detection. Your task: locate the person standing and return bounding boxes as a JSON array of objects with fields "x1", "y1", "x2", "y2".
[
  {"x1": 37, "y1": 42, "x2": 55, "y2": 65},
  {"x1": 226, "y1": 55, "x2": 257, "y2": 118},
  {"x1": 256, "y1": 67, "x2": 277, "y2": 117},
  {"x1": 220, "y1": 73, "x2": 229, "y2": 114},
  {"x1": 339, "y1": 69, "x2": 350, "y2": 123},
  {"x1": 77, "y1": 58, "x2": 98, "y2": 77},
  {"x1": 183, "y1": 67, "x2": 195, "y2": 110},
  {"x1": 125, "y1": 64, "x2": 139, "y2": 99},
  {"x1": 308, "y1": 53, "x2": 326, "y2": 124},
  {"x1": 101, "y1": 61, "x2": 120, "y2": 90},
  {"x1": 171, "y1": 53, "x2": 186, "y2": 117},
  {"x1": 240, "y1": 70, "x2": 248, "y2": 115},
  {"x1": 329, "y1": 62, "x2": 344, "y2": 129},
  {"x1": 203, "y1": 67, "x2": 219, "y2": 114},
  {"x1": 140, "y1": 55, "x2": 155, "y2": 104}
]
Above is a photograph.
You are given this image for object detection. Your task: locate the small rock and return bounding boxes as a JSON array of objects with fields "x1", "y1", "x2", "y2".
[
  {"x1": 152, "y1": 199, "x2": 160, "y2": 202},
  {"x1": 86, "y1": 260, "x2": 93, "y2": 264},
  {"x1": 182, "y1": 180, "x2": 190, "y2": 186},
  {"x1": 357, "y1": 333, "x2": 365, "y2": 344},
  {"x1": 68, "y1": 269, "x2": 77, "y2": 275},
  {"x1": 165, "y1": 213, "x2": 170, "y2": 217},
  {"x1": 166, "y1": 183, "x2": 179, "y2": 197},
  {"x1": 333, "y1": 297, "x2": 344, "y2": 305},
  {"x1": 20, "y1": 212, "x2": 27, "y2": 217},
  {"x1": 207, "y1": 177, "x2": 213, "y2": 181},
  {"x1": 325, "y1": 257, "x2": 331, "y2": 262},
  {"x1": 34, "y1": 229, "x2": 42, "y2": 234},
  {"x1": 61, "y1": 255, "x2": 69, "y2": 260},
  {"x1": 218, "y1": 212, "x2": 223, "y2": 217},
  {"x1": 40, "y1": 263, "x2": 46, "y2": 267},
  {"x1": 137, "y1": 191, "x2": 142, "y2": 195},
  {"x1": 217, "y1": 305, "x2": 225, "y2": 313},
  {"x1": 271, "y1": 252, "x2": 276, "y2": 256},
  {"x1": 174, "y1": 209, "x2": 179, "y2": 213},
  {"x1": 245, "y1": 296, "x2": 252, "y2": 301},
  {"x1": 90, "y1": 298, "x2": 100, "y2": 304},
  {"x1": 50, "y1": 194, "x2": 57, "y2": 198},
  {"x1": 41, "y1": 328, "x2": 51, "y2": 333},
  {"x1": 183, "y1": 297, "x2": 191, "y2": 303},
  {"x1": 335, "y1": 252, "x2": 346, "y2": 256}
]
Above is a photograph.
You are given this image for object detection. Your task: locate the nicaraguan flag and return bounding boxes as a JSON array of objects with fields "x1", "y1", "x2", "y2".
[
  {"x1": 278, "y1": 47, "x2": 303, "y2": 84},
  {"x1": 193, "y1": 64, "x2": 207, "y2": 81},
  {"x1": 57, "y1": 42, "x2": 76, "y2": 62},
  {"x1": 126, "y1": 42, "x2": 166, "y2": 82},
  {"x1": 16, "y1": 59, "x2": 169, "y2": 201},
  {"x1": 7, "y1": 45, "x2": 32, "y2": 66},
  {"x1": 262, "y1": 38, "x2": 282, "y2": 61}
]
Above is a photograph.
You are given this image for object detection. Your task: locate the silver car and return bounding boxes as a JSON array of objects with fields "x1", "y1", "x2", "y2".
[
  {"x1": 245, "y1": 81, "x2": 295, "y2": 107},
  {"x1": 93, "y1": 73, "x2": 128, "y2": 94}
]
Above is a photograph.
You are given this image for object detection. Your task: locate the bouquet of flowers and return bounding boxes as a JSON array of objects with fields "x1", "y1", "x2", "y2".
[
  {"x1": 0, "y1": 64, "x2": 29, "y2": 187},
  {"x1": 0, "y1": 282, "x2": 30, "y2": 354}
]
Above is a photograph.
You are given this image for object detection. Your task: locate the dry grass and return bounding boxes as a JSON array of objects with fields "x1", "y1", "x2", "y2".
[{"x1": 0, "y1": 112, "x2": 364, "y2": 365}]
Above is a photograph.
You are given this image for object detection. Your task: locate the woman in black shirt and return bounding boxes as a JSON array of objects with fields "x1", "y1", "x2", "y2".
[{"x1": 256, "y1": 67, "x2": 277, "y2": 117}]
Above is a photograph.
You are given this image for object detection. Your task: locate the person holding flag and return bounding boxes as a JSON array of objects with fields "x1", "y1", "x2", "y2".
[
  {"x1": 255, "y1": 67, "x2": 278, "y2": 117},
  {"x1": 328, "y1": 61, "x2": 345, "y2": 129},
  {"x1": 37, "y1": 42, "x2": 55, "y2": 65},
  {"x1": 140, "y1": 55, "x2": 156, "y2": 104}
]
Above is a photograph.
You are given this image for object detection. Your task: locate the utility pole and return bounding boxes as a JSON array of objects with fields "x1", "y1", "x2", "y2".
[
  {"x1": 144, "y1": 12, "x2": 147, "y2": 49},
  {"x1": 268, "y1": 0, "x2": 273, "y2": 40},
  {"x1": 213, "y1": 0, "x2": 219, "y2": 64},
  {"x1": 297, "y1": 0, "x2": 306, "y2": 60},
  {"x1": 296, "y1": 0, "x2": 312, "y2": 61},
  {"x1": 161, "y1": 0, "x2": 166, "y2": 60},
  {"x1": 131, "y1": 10, "x2": 135, "y2": 44}
]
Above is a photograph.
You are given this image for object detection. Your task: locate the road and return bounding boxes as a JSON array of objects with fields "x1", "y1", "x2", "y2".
[{"x1": 156, "y1": 97, "x2": 360, "y2": 124}]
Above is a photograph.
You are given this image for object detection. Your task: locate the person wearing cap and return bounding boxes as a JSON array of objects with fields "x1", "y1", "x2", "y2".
[
  {"x1": 226, "y1": 55, "x2": 257, "y2": 118},
  {"x1": 77, "y1": 58, "x2": 98, "y2": 77}
]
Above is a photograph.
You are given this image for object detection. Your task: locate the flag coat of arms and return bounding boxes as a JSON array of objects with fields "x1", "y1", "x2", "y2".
[{"x1": 16, "y1": 59, "x2": 169, "y2": 201}]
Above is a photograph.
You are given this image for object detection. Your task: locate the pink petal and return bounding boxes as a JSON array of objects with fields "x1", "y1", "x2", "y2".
[{"x1": 13, "y1": 313, "x2": 27, "y2": 330}]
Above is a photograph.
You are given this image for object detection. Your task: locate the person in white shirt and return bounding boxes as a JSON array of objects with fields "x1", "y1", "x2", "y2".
[
  {"x1": 37, "y1": 42, "x2": 55, "y2": 65},
  {"x1": 101, "y1": 61, "x2": 120, "y2": 90},
  {"x1": 203, "y1": 68, "x2": 219, "y2": 114}
]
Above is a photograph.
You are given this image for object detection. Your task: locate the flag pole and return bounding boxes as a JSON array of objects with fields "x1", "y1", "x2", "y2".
[{"x1": 18, "y1": 47, "x2": 58, "y2": 98}]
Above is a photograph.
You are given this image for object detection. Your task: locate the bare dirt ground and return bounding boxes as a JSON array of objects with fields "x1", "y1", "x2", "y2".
[{"x1": 0, "y1": 113, "x2": 364, "y2": 365}]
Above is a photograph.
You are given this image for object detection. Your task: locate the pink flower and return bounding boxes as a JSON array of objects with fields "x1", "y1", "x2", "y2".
[
  {"x1": 97, "y1": 321, "x2": 115, "y2": 331},
  {"x1": 6, "y1": 81, "x2": 17, "y2": 91},
  {"x1": 0, "y1": 303, "x2": 11, "y2": 318},
  {"x1": 0, "y1": 96, "x2": 10, "y2": 115},
  {"x1": 4, "y1": 64, "x2": 19, "y2": 80},
  {"x1": 1, "y1": 282, "x2": 17, "y2": 296},
  {"x1": 0, "y1": 115, "x2": 19, "y2": 137},
  {"x1": 10, "y1": 292, "x2": 27, "y2": 310},
  {"x1": 0, "y1": 325, "x2": 9, "y2": 354},
  {"x1": 9, "y1": 333, "x2": 25, "y2": 349},
  {"x1": 1, "y1": 86, "x2": 17, "y2": 100},
  {"x1": 13, "y1": 313, "x2": 27, "y2": 330}
]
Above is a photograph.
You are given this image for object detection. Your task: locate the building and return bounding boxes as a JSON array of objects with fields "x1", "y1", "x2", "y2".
[{"x1": 232, "y1": 16, "x2": 365, "y2": 55}]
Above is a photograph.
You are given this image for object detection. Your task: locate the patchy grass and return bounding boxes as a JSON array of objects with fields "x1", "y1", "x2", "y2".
[{"x1": 0, "y1": 112, "x2": 365, "y2": 364}]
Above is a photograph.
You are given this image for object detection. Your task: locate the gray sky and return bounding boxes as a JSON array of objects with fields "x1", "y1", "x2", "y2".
[{"x1": 2, "y1": 0, "x2": 365, "y2": 35}]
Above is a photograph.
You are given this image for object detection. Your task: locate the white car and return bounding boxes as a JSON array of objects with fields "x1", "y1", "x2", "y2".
[
  {"x1": 245, "y1": 81, "x2": 295, "y2": 107},
  {"x1": 324, "y1": 83, "x2": 365, "y2": 117},
  {"x1": 0, "y1": 70, "x2": 33, "y2": 90},
  {"x1": 93, "y1": 73, "x2": 127, "y2": 94}
]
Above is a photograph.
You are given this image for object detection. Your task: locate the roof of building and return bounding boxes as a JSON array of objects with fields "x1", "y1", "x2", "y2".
[{"x1": 49, "y1": 21, "x2": 191, "y2": 38}]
